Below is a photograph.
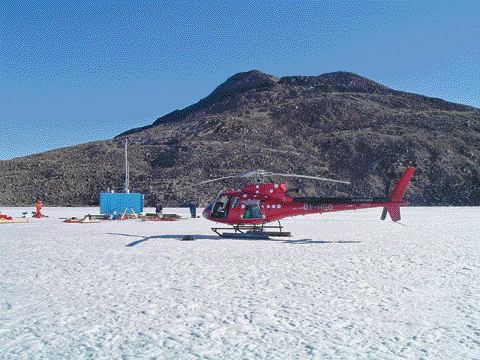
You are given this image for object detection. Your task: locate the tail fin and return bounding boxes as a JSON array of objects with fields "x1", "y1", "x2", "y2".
[
  {"x1": 389, "y1": 166, "x2": 416, "y2": 202},
  {"x1": 381, "y1": 166, "x2": 416, "y2": 222}
]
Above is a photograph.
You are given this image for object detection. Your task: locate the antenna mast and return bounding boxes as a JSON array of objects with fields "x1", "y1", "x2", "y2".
[{"x1": 124, "y1": 139, "x2": 130, "y2": 193}]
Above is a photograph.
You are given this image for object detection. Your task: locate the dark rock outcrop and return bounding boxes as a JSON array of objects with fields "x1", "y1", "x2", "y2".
[{"x1": 1, "y1": 70, "x2": 479, "y2": 206}]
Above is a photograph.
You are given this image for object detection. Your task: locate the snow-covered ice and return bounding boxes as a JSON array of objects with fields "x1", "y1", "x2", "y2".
[{"x1": 0, "y1": 207, "x2": 479, "y2": 358}]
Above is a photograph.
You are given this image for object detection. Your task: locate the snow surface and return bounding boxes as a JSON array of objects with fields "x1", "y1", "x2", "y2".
[{"x1": 0, "y1": 207, "x2": 479, "y2": 358}]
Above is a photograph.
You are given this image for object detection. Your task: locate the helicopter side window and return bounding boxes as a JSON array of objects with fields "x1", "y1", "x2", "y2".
[
  {"x1": 243, "y1": 201, "x2": 263, "y2": 219},
  {"x1": 212, "y1": 202, "x2": 224, "y2": 217},
  {"x1": 232, "y1": 197, "x2": 240, "y2": 208},
  {"x1": 211, "y1": 195, "x2": 232, "y2": 218}
]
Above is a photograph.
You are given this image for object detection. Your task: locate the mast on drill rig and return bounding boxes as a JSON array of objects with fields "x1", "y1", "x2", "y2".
[{"x1": 124, "y1": 139, "x2": 130, "y2": 193}]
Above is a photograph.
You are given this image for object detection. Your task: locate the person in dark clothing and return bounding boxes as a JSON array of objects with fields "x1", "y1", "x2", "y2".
[
  {"x1": 189, "y1": 201, "x2": 197, "y2": 218},
  {"x1": 156, "y1": 201, "x2": 164, "y2": 218}
]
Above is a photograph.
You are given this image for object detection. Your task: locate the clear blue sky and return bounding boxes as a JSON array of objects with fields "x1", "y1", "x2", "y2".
[{"x1": 1, "y1": 1, "x2": 479, "y2": 159}]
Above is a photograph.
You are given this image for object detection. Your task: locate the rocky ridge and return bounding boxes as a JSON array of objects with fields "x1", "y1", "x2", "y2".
[{"x1": 1, "y1": 70, "x2": 479, "y2": 206}]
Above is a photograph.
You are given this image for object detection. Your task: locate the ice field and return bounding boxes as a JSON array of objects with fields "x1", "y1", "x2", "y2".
[{"x1": 0, "y1": 207, "x2": 479, "y2": 358}]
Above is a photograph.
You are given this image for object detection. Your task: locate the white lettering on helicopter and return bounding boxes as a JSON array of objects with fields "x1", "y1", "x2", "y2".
[{"x1": 303, "y1": 203, "x2": 333, "y2": 211}]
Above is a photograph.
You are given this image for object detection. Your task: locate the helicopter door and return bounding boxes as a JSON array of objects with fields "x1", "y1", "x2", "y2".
[
  {"x1": 211, "y1": 195, "x2": 232, "y2": 219},
  {"x1": 243, "y1": 200, "x2": 263, "y2": 219}
]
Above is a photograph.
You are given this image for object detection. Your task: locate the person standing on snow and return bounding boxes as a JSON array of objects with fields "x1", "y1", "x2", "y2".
[
  {"x1": 156, "y1": 200, "x2": 164, "y2": 218},
  {"x1": 189, "y1": 200, "x2": 198, "y2": 218},
  {"x1": 34, "y1": 198, "x2": 43, "y2": 218}
]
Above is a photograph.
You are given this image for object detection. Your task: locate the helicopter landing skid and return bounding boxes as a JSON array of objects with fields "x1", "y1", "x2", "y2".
[{"x1": 211, "y1": 221, "x2": 292, "y2": 240}]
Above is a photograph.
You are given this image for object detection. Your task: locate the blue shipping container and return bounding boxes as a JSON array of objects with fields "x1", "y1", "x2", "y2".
[{"x1": 100, "y1": 193, "x2": 144, "y2": 215}]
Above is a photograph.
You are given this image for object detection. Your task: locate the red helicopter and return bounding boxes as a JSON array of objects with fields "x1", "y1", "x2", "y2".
[{"x1": 200, "y1": 167, "x2": 416, "y2": 239}]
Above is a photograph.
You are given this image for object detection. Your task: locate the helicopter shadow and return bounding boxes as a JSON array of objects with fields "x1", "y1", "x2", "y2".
[
  {"x1": 283, "y1": 239, "x2": 361, "y2": 245},
  {"x1": 108, "y1": 232, "x2": 361, "y2": 247},
  {"x1": 108, "y1": 232, "x2": 221, "y2": 247}
]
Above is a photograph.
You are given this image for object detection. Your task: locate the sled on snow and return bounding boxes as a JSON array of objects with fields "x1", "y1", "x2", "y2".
[
  {"x1": 0, "y1": 218, "x2": 29, "y2": 224},
  {"x1": 64, "y1": 215, "x2": 100, "y2": 224}
]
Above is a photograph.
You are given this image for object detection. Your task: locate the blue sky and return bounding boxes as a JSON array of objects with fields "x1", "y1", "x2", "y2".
[{"x1": 1, "y1": 1, "x2": 479, "y2": 159}]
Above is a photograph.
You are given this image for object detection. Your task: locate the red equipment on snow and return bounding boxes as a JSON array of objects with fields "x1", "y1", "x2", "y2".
[{"x1": 0, "y1": 214, "x2": 13, "y2": 221}]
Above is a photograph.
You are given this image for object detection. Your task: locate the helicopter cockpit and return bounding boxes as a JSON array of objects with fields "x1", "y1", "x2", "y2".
[
  {"x1": 210, "y1": 194, "x2": 233, "y2": 219},
  {"x1": 207, "y1": 195, "x2": 264, "y2": 220}
]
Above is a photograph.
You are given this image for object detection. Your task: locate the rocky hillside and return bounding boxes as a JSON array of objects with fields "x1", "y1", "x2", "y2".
[{"x1": 1, "y1": 70, "x2": 479, "y2": 206}]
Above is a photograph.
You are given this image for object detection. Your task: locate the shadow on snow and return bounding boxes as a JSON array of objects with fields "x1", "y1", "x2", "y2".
[{"x1": 107, "y1": 232, "x2": 361, "y2": 247}]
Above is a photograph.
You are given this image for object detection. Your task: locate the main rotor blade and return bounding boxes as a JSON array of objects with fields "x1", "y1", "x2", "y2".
[
  {"x1": 197, "y1": 169, "x2": 350, "y2": 185},
  {"x1": 268, "y1": 173, "x2": 351, "y2": 185},
  {"x1": 198, "y1": 175, "x2": 243, "y2": 185},
  {"x1": 198, "y1": 170, "x2": 267, "y2": 185},
  {"x1": 239, "y1": 169, "x2": 267, "y2": 178}
]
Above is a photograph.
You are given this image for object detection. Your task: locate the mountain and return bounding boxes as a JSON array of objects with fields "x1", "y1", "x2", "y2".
[{"x1": 1, "y1": 70, "x2": 479, "y2": 206}]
